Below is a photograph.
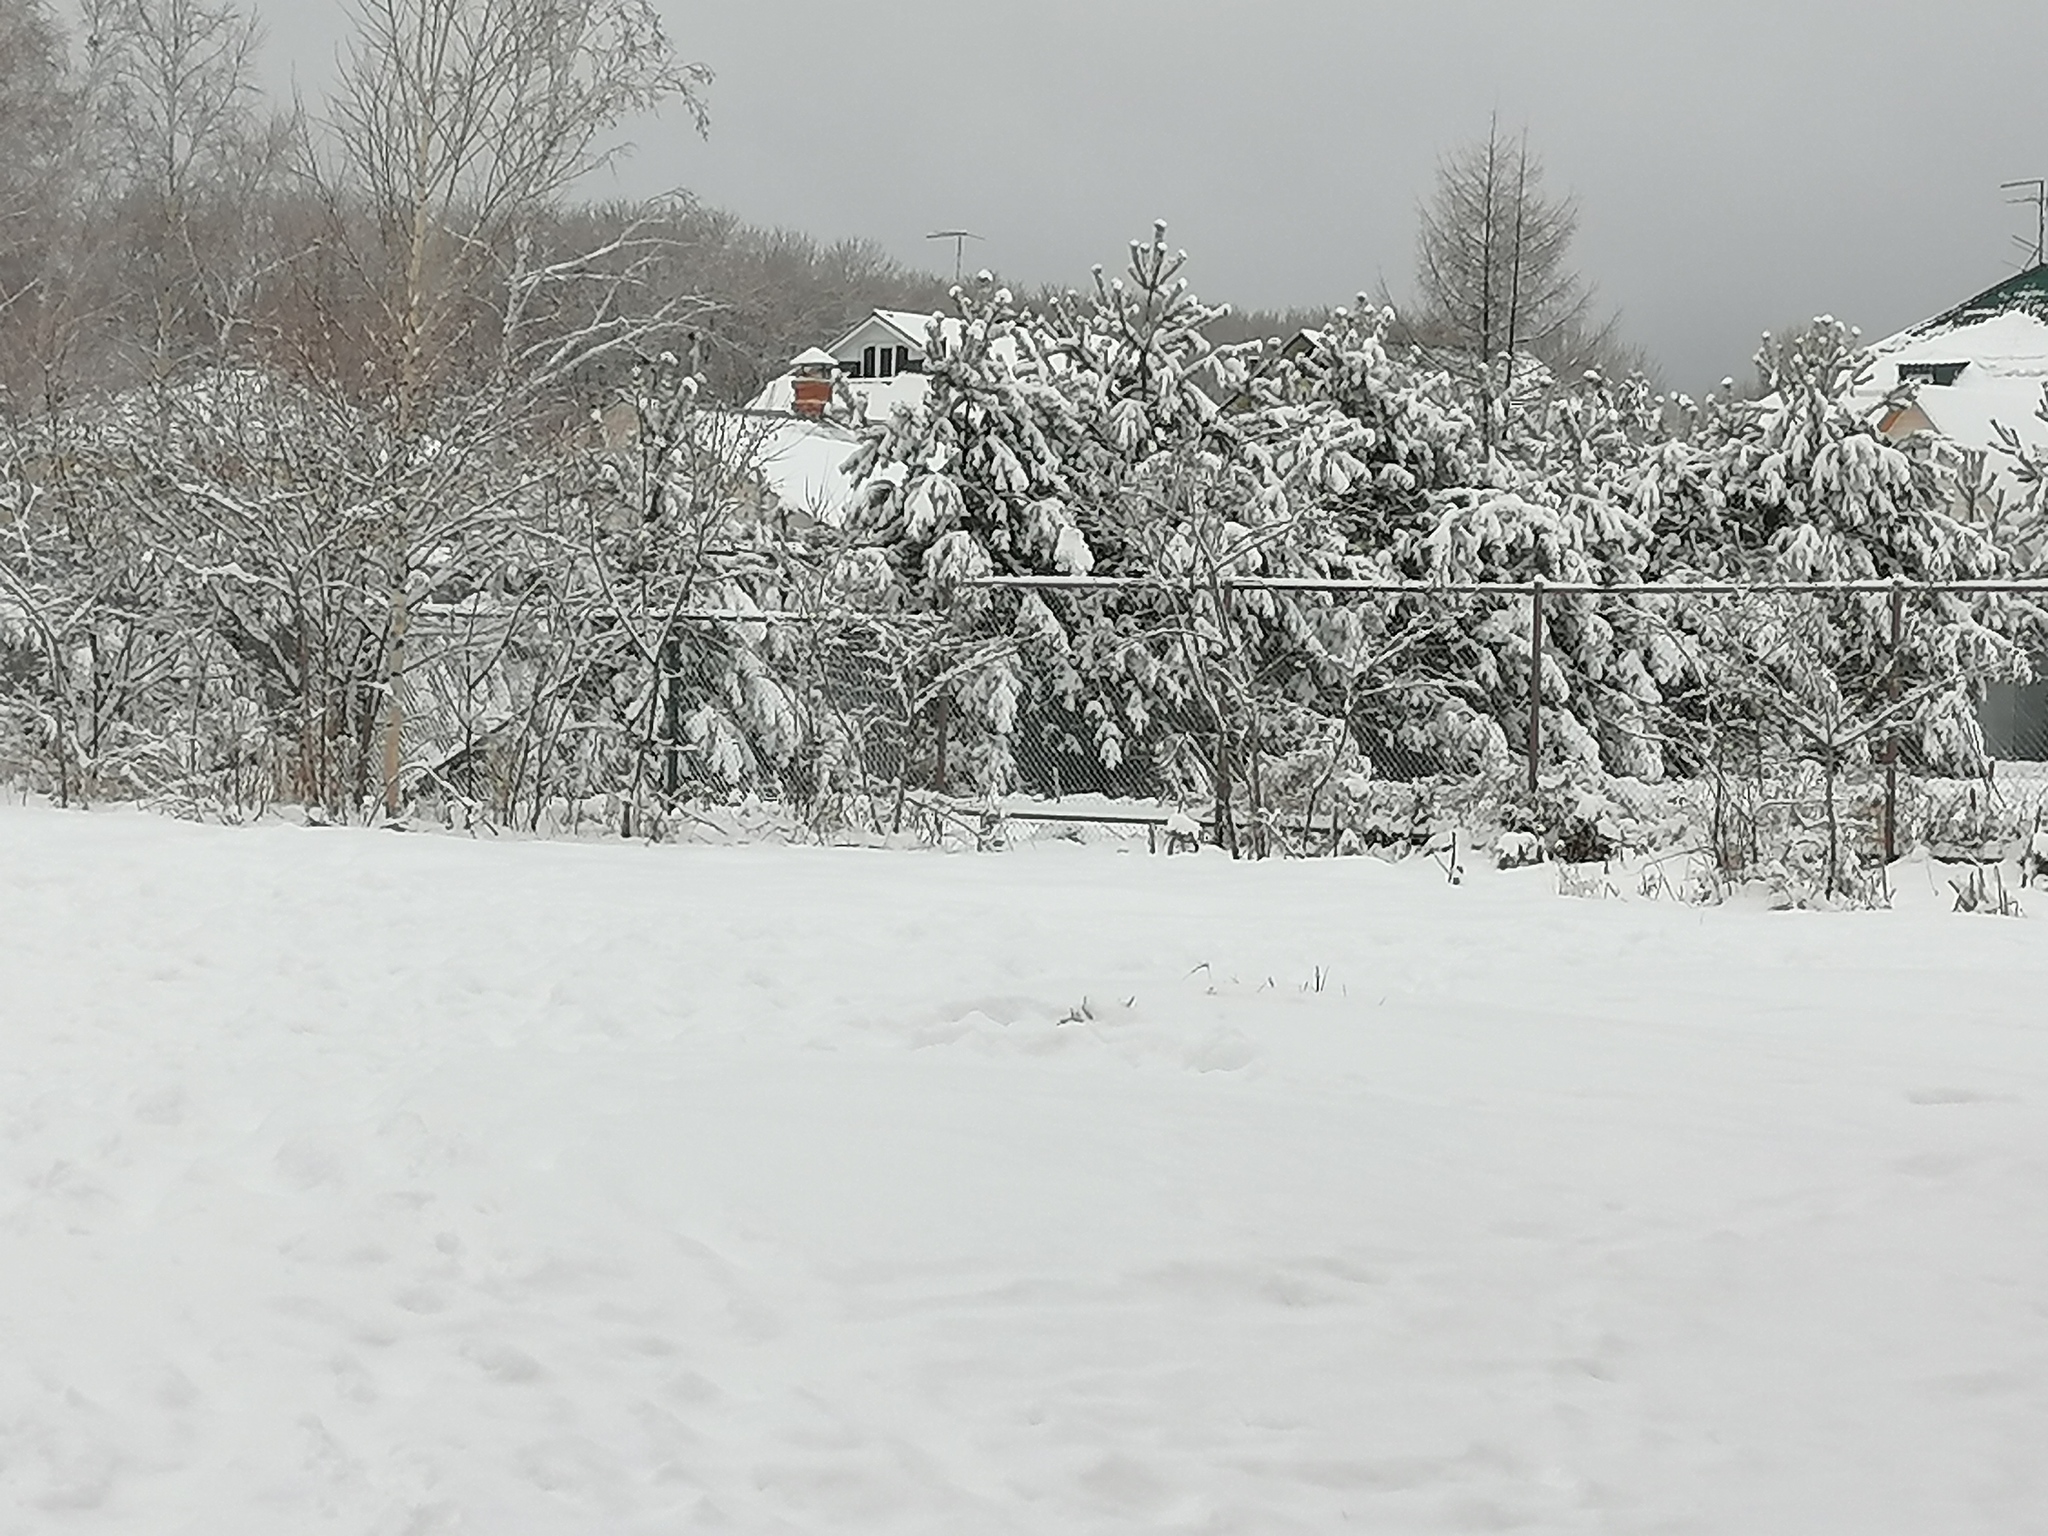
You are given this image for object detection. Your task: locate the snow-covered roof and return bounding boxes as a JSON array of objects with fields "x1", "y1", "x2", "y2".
[
  {"x1": 1849, "y1": 286, "x2": 2048, "y2": 495},
  {"x1": 751, "y1": 416, "x2": 867, "y2": 526},
  {"x1": 747, "y1": 371, "x2": 930, "y2": 423},
  {"x1": 832, "y1": 310, "x2": 955, "y2": 356},
  {"x1": 672, "y1": 410, "x2": 868, "y2": 528},
  {"x1": 1919, "y1": 263, "x2": 2048, "y2": 331}
]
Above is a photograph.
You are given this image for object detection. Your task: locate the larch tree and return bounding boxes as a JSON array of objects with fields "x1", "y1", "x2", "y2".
[{"x1": 1413, "y1": 121, "x2": 1601, "y2": 445}]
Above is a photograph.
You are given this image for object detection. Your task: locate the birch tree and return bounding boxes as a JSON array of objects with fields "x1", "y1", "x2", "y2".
[
  {"x1": 321, "y1": 0, "x2": 708, "y2": 433},
  {"x1": 305, "y1": 0, "x2": 709, "y2": 816}
]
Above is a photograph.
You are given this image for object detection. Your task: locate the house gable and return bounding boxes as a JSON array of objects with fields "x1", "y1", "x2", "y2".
[
  {"x1": 828, "y1": 312, "x2": 944, "y2": 381},
  {"x1": 1876, "y1": 399, "x2": 1938, "y2": 439}
]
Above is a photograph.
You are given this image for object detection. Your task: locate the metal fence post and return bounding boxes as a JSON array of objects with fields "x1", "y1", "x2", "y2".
[
  {"x1": 661, "y1": 630, "x2": 681, "y2": 804},
  {"x1": 1885, "y1": 580, "x2": 1903, "y2": 863},
  {"x1": 1214, "y1": 580, "x2": 1237, "y2": 856},
  {"x1": 381, "y1": 571, "x2": 408, "y2": 822},
  {"x1": 1528, "y1": 578, "x2": 1545, "y2": 796}
]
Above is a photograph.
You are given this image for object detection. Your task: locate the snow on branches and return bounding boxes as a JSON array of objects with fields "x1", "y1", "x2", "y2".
[{"x1": 1, "y1": 222, "x2": 2039, "y2": 841}]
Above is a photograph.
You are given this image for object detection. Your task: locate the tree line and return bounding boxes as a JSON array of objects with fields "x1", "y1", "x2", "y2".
[{"x1": 0, "y1": 0, "x2": 950, "y2": 422}]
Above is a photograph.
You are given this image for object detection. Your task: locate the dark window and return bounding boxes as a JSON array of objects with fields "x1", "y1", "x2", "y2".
[
  {"x1": 861, "y1": 345, "x2": 877, "y2": 378},
  {"x1": 896, "y1": 346, "x2": 912, "y2": 374},
  {"x1": 878, "y1": 344, "x2": 897, "y2": 378},
  {"x1": 1899, "y1": 361, "x2": 1969, "y2": 387}
]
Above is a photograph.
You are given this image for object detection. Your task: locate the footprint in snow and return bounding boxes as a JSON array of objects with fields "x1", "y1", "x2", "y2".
[{"x1": 464, "y1": 1341, "x2": 543, "y2": 1382}]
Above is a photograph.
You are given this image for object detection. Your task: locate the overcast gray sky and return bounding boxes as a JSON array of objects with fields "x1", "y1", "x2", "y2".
[{"x1": 247, "y1": 0, "x2": 2048, "y2": 391}]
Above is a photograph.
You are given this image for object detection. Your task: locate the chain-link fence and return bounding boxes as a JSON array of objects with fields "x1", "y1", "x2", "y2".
[
  {"x1": 34, "y1": 561, "x2": 2039, "y2": 888},
  {"x1": 470, "y1": 576, "x2": 2048, "y2": 896}
]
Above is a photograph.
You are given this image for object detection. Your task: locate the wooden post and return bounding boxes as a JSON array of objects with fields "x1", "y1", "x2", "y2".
[
  {"x1": 1527, "y1": 579, "x2": 1545, "y2": 796},
  {"x1": 934, "y1": 690, "x2": 951, "y2": 796},
  {"x1": 1884, "y1": 580, "x2": 1904, "y2": 864}
]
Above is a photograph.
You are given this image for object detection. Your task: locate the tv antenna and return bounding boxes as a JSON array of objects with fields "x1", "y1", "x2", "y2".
[
  {"x1": 2003, "y1": 178, "x2": 2046, "y2": 268},
  {"x1": 926, "y1": 229, "x2": 983, "y2": 286}
]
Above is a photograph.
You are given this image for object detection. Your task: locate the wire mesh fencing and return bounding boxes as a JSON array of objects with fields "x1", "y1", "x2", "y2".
[
  {"x1": 435, "y1": 576, "x2": 2037, "y2": 900},
  {"x1": 28, "y1": 560, "x2": 2044, "y2": 891},
  {"x1": 964, "y1": 575, "x2": 2048, "y2": 890}
]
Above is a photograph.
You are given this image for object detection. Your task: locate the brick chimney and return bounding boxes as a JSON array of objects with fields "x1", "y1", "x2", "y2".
[{"x1": 789, "y1": 347, "x2": 837, "y2": 419}]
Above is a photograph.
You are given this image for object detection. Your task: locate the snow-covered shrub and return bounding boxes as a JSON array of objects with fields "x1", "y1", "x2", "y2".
[
  {"x1": 1649, "y1": 322, "x2": 2035, "y2": 778},
  {"x1": 1499, "y1": 771, "x2": 1635, "y2": 864},
  {"x1": 1495, "y1": 829, "x2": 1542, "y2": 868}
]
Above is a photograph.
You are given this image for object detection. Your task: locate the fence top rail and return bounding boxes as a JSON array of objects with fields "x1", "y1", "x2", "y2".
[
  {"x1": 668, "y1": 608, "x2": 831, "y2": 623},
  {"x1": 958, "y1": 575, "x2": 2048, "y2": 598},
  {"x1": 662, "y1": 580, "x2": 2048, "y2": 626}
]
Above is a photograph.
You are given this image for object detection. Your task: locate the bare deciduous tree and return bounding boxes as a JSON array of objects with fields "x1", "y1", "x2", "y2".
[
  {"x1": 320, "y1": 0, "x2": 708, "y2": 433},
  {"x1": 1413, "y1": 121, "x2": 1616, "y2": 440},
  {"x1": 85, "y1": 0, "x2": 297, "y2": 402},
  {"x1": 292, "y1": 0, "x2": 713, "y2": 816},
  {"x1": 0, "y1": 0, "x2": 108, "y2": 415}
]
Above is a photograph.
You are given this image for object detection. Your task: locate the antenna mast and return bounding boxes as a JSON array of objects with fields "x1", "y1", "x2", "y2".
[
  {"x1": 2003, "y1": 178, "x2": 2046, "y2": 268},
  {"x1": 925, "y1": 229, "x2": 983, "y2": 286}
]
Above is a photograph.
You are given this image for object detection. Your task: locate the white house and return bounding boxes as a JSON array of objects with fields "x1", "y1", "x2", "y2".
[
  {"x1": 748, "y1": 309, "x2": 957, "y2": 422},
  {"x1": 730, "y1": 307, "x2": 997, "y2": 526},
  {"x1": 1847, "y1": 264, "x2": 2048, "y2": 759},
  {"x1": 1848, "y1": 263, "x2": 2048, "y2": 494}
]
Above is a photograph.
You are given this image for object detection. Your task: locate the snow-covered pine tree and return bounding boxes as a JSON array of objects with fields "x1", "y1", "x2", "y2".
[
  {"x1": 845, "y1": 277, "x2": 1082, "y2": 591},
  {"x1": 842, "y1": 231, "x2": 1289, "y2": 809},
  {"x1": 1022, "y1": 225, "x2": 1261, "y2": 804},
  {"x1": 1042, "y1": 223, "x2": 1248, "y2": 555},
  {"x1": 1202, "y1": 305, "x2": 1499, "y2": 783},
  {"x1": 567, "y1": 351, "x2": 824, "y2": 831},
  {"x1": 1986, "y1": 388, "x2": 2048, "y2": 569},
  {"x1": 839, "y1": 277, "x2": 1085, "y2": 793},
  {"x1": 1649, "y1": 318, "x2": 2031, "y2": 778},
  {"x1": 1481, "y1": 368, "x2": 1674, "y2": 778},
  {"x1": 1242, "y1": 309, "x2": 1677, "y2": 783}
]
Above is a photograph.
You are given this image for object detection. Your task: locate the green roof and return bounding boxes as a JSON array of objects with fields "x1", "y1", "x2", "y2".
[{"x1": 1922, "y1": 262, "x2": 2048, "y2": 331}]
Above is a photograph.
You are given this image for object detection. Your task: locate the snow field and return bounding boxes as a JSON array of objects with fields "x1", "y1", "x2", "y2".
[{"x1": 2, "y1": 805, "x2": 2047, "y2": 1534}]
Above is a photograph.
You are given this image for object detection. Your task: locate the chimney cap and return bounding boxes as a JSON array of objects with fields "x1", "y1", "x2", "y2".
[{"x1": 790, "y1": 346, "x2": 838, "y2": 372}]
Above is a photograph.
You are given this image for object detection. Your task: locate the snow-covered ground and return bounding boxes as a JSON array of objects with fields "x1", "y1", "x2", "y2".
[{"x1": 3, "y1": 805, "x2": 2046, "y2": 1535}]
